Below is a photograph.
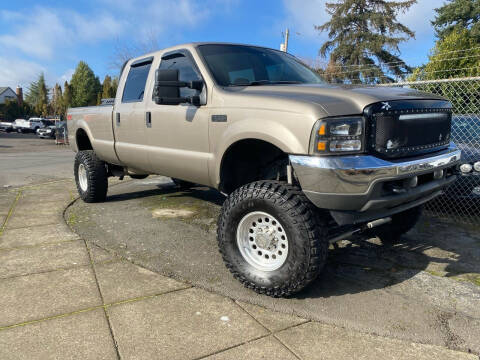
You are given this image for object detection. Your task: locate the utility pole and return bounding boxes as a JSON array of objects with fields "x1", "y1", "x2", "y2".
[
  {"x1": 284, "y1": 28, "x2": 289, "y2": 52},
  {"x1": 280, "y1": 28, "x2": 290, "y2": 52}
]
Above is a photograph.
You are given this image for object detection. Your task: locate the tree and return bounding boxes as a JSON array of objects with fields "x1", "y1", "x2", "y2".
[
  {"x1": 0, "y1": 99, "x2": 33, "y2": 121},
  {"x1": 412, "y1": 29, "x2": 480, "y2": 80},
  {"x1": 51, "y1": 83, "x2": 63, "y2": 117},
  {"x1": 432, "y1": 0, "x2": 480, "y2": 42},
  {"x1": 70, "y1": 61, "x2": 102, "y2": 107},
  {"x1": 25, "y1": 73, "x2": 49, "y2": 115},
  {"x1": 408, "y1": 29, "x2": 480, "y2": 114},
  {"x1": 316, "y1": 0, "x2": 416, "y2": 84},
  {"x1": 61, "y1": 81, "x2": 73, "y2": 119},
  {"x1": 101, "y1": 75, "x2": 117, "y2": 99},
  {"x1": 111, "y1": 77, "x2": 119, "y2": 96}
]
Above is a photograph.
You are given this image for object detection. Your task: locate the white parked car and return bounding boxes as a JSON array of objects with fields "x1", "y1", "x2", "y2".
[{"x1": 13, "y1": 118, "x2": 45, "y2": 133}]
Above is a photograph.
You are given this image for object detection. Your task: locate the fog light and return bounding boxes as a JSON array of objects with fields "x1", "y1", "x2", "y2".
[
  {"x1": 433, "y1": 169, "x2": 444, "y2": 179},
  {"x1": 460, "y1": 163, "x2": 473, "y2": 173},
  {"x1": 408, "y1": 176, "x2": 418, "y2": 188},
  {"x1": 474, "y1": 162, "x2": 480, "y2": 172}
]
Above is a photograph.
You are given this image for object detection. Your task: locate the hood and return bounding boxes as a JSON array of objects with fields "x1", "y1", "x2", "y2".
[{"x1": 222, "y1": 83, "x2": 446, "y2": 117}]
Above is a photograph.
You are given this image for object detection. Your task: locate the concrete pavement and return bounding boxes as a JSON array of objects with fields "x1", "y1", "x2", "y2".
[
  {"x1": 67, "y1": 176, "x2": 480, "y2": 356},
  {"x1": 0, "y1": 132, "x2": 74, "y2": 187},
  {"x1": 1, "y1": 134, "x2": 478, "y2": 359},
  {"x1": 0, "y1": 180, "x2": 477, "y2": 359}
]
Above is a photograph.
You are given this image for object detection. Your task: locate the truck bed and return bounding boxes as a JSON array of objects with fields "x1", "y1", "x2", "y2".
[{"x1": 67, "y1": 105, "x2": 119, "y2": 164}]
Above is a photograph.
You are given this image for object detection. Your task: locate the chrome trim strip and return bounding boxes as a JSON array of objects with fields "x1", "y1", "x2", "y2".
[{"x1": 290, "y1": 143, "x2": 461, "y2": 176}]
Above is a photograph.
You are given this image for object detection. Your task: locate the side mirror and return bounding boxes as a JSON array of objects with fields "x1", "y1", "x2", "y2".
[{"x1": 153, "y1": 69, "x2": 203, "y2": 106}]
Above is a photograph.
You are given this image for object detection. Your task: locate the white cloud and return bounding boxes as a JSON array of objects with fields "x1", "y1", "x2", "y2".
[
  {"x1": 282, "y1": 0, "x2": 327, "y2": 39},
  {"x1": 0, "y1": 57, "x2": 45, "y2": 89},
  {"x1": 0, "y1": 7, "x2": 124, "y2": 59},
  {"x1": 398, "y1": 0, "x2": 438, "y2": 40},
  {"x1": 57, "y1": 69, "x2": 75, "y2": 85}
]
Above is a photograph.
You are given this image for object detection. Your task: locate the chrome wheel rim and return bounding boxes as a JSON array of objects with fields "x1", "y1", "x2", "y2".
[
  {"x1": 78, "y1": 163, "x2": 88, "y2": 192},
  {"x1": 236, "y1": 211, "x2": 289, "y2": 272}
]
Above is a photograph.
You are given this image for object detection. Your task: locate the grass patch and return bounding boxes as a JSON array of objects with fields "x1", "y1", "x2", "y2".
[
  {"x1": 67, "y1": 211, "x2": 78, "y2": 226},
  {"x1": 142, "y1": 189, "x2": 223, "y2": 232}
]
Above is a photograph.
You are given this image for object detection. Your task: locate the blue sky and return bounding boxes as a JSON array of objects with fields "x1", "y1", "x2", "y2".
[{"x1": 0, "y1": 0, "x2": 442, "y2": 89}]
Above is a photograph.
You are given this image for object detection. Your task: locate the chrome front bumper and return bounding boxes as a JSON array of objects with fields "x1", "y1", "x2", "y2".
[{"x1": 290, "y1": 143, "x2": 462, "y2": 214}]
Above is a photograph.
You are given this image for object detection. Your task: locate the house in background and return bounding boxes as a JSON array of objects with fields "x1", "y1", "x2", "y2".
[{"x1": 0, "y1": 87, "x2": 18, "y2": 104}]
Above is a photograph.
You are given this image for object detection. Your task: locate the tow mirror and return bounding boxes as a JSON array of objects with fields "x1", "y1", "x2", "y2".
[{"x1": 153, "y1": 69, "x2": 203, "y2": 106}]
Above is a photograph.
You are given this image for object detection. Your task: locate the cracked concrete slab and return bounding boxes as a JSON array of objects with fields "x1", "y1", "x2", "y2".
[
  {"x1": 7, "y1": 199, "x2": 66, "y2": 229},
  {"x1": 276, "y1": 322, "x2": 477, "y2": 360},
  {"x1": 0, "y1": 267, "x2": 101, "y2": 327},
  {"x1": 68, "y1": 178, "x2": 480, "y2": 355},
  {"x1": 94, "y1": 260, "x2": 189, "y2": 304},
  {"x1": 86, "y1": 242, "x2": 120, "y2": 263},
  {"x1": 235, "y1": 301, "x2": 307, "y2": 332},
  {"x1": 0, "y1": 191, "x2": 16, "y2": 218},
  {"x1": 0, "y1": 309, "x2": 117, "y2": 360},
  {"x1": 0, "y1": 241, "x2": 90, "y2": 278},
  {"x1": 205, "y1": 335, "x2": 297, "y2": 359},
  {"x1": 107, "y1": 287, "x2": 268, "y2": 359},
  {"x1": 0, "y1": 223, "x2": 79, "y2": 249}
]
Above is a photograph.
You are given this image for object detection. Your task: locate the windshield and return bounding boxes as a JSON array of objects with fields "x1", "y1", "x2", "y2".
[{"x1": 197, "y1": 44, "x2": 324, "y2": 86}]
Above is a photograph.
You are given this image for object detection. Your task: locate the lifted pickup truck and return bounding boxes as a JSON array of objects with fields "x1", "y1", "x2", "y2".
[{"x1": 68, "y1": 43, "x2": 461, "y2": 297}]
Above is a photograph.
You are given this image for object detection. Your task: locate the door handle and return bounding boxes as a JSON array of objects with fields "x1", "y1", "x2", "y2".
[
  {"x1": 146, "y1": 111, "x2": 152, "y2": 128},
  {"x1": 116, "y1": 113, "x2": 120, "y2": 126}
]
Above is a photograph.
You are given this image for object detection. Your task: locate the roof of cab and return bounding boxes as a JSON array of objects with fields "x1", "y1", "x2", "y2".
[{"x1": 127, "y1": 42, "x2": 283, "y2": 64}]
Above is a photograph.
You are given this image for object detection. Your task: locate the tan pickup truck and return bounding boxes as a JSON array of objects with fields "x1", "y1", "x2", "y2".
[{"x1": 68, "y1": 43, "x2": 461, "y2": 297}]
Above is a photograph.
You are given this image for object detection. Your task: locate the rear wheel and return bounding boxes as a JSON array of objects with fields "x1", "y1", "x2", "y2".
[
  {"x1": 370, "y1": 206, "x2": 423, "y2": 243},
  {"x1": 74, "y1": 150, "x2": 108, "y2": 203},
  {"x1": 217, "y1": 181, "x2": 328, "y2": 297}
]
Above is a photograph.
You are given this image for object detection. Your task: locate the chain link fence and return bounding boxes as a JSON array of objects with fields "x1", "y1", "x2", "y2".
[{"x1": 379, "y1": 77, "x2": 480, "y2": 224}]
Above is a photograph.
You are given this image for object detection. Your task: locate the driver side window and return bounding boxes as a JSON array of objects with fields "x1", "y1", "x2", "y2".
[{"x1": 159, "y1": 53, "x2": 202, "y2": 98}]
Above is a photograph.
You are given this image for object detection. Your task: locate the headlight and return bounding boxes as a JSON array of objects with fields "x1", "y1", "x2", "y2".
[
  {"x1": 310, "y1": 117, "x2": 364, "y2": 155},
  {"x1": 460, "y1": 163, "x2": 473, "y2": 173},
  {"x1": 474, "y1": 162, "x2": 480, "y2": 172}
]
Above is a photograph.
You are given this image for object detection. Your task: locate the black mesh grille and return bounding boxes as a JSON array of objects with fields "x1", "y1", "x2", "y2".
[{"x1": 366, "y1": 100, "x2": 452, "y2": 159}]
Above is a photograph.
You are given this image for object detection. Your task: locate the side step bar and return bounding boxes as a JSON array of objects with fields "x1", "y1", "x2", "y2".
[{"x1": 328, "y1": 217, "x2": 392, "y2": 244}]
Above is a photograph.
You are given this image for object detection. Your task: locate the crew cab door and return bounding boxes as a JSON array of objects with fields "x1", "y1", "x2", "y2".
[
  {"x1": 113, "y1": 57, "x2": 153, "y2": 172},
  {"x1": 144, "y1": 50, "x2": 210, "y2": 184}
]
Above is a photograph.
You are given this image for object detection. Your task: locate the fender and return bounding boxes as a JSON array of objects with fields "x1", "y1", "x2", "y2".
[{"x1": 211, "y1": 117, "x2": 307, "y2": 187}]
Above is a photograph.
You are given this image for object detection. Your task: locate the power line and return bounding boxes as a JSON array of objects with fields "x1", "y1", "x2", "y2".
[
  {"x1": 315, "y1": 46, "x2": 480, "y2": 70},
  {"x1": 331, "y1": 59, "x2": 480, "y2": 75}
]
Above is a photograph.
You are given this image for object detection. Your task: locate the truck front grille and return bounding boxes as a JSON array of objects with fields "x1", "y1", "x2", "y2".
[{"x1": 366, "y1": 100, "x2": 452, "y2": 159}]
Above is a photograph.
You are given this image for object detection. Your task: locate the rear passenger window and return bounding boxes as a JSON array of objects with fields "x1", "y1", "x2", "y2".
[{"x1": 122, "y1": 60, "x2": 152, "y2": 102}]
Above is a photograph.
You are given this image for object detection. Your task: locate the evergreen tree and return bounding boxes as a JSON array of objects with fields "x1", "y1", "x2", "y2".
[
  {"x1": 432, "y1": 0, "x2": 480, "y2": 41},
  {"x1": 101, "y1": 75, "x2": 117, "y2": 99},
  {"x1": 25, "y1": 73, "x2": 49, "y2": 115},
  {"x1": 51, "y1": 83, "x2": 63, "y2": 117},
  {"x1": 0, "y1": 99, "x2": 33, "y2": 121},
  {"x1": 111, "y1": 77, "x2": 119, "y2": 97},
  {"x1": 316, "y1": 0, "x2": 416, "y2": 84},
  {"x1": 70, "y1": 61, "x2": 101, "y2": 107},
  {"x1": 62, "y1": 81, "x2": 73, "y2": 119}
]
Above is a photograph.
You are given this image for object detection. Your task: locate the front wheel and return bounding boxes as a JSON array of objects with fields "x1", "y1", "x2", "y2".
[
  {"x1": 74, "y1": 150, "x2": 108, "y2": 203},
  {"x1": 217, "y1": 181, "x2": 328, "y2": 297}
]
